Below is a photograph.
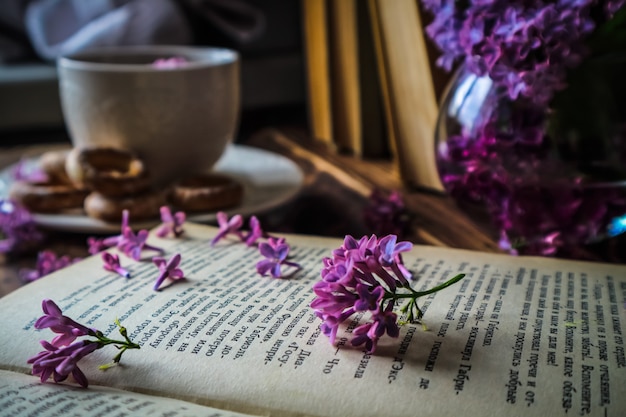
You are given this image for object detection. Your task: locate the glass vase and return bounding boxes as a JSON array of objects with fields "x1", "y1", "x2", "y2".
[{"x1": 435, "y1": 60, "x2": 626, "y2": 258}]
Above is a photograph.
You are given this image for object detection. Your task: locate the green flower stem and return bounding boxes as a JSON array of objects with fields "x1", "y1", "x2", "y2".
[
  {"x1": 382, "y1": 273, "x2": 466, "y2": 323},
  {"x1": 94, "y1": 337, "x2": 140, "y2": 350},
  {"x1": 384, "y1": 273, "x2": 466, "y2": 301},
  {"x1": 93, "y1": 319, "x2": 140, "y2": 370}
]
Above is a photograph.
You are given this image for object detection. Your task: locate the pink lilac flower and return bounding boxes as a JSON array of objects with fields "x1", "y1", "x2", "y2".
[
  {"x1": 117, "y1": 227, "x2": 163, "y2": 261},
  {"x1": 243, "y1": 215, "x2": 266, "y2": 246},
  {"x1": 255, "y1": 237, "x2": 301, "y2": 278},
  {"x1": 156, "y1": 206, "x2": 185, "y2": 238},
  {"x1": 152, "y1": 56, "x2": 189, "y2": 69},
  {"x1": 0, "y1": 199, "x2": 44, "y2": 254},
  {"x1": 86, "y1": 210, "x2": 131, "y2": 254},
  {"x1": 101, "y1": 252, "x2": 130, "y2": 278},
  {"x1": 354, "y1": 284, "x2": 384, "y2": 312},
  {"x1": 28, "y1": 339, "x2": 98, "y2": 388},
  {"x1": 34, "y1": 299, "x2": 95, "y2": 347},
  {"x1": 87, "y1": 237, "x2": 108, "y2": 254},
  {"x1": 311, "y1": 234, "x2": 465, "y2": 354},
  {"x1": 351, "y1": 304, "x2": 399, "y2": 353},
  {"x1": 152, "y1": 253, "x2": 185, "y2": 291},
  {"x1": 318, "y1": 308, "x2": 355, "y2": 345},
  {"x1": 210, "y1": 211, "x2": 244, "y2": 246},
  {"x1": 20, "y1": 250, "x2": 82, "y2": 282}
]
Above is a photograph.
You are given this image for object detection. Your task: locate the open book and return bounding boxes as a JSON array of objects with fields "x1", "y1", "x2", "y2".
[{"x1": 0, "y1": 223, "x2": 624, "y2": 416}]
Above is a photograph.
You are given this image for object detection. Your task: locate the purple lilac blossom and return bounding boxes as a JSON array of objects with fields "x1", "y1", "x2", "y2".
[
  {"x1": 152, "y1": 253, "x2": 185, "y2": 291},
  {"x1": 255, "y1": 237, "x2": 301, "y2": 278},
  {"x1": 421, "y1": 0, "x2": 624, "y2": 105},
  {"x1": 87, "y1": 210, "x2": 132, "y2": 255},
  {"x1": 20, "y1": 250, "x2": 82, "y2": 282},
  {"x1": 29, "y1": 299, "x2": 140, "y2": 387},
  {"x1": 311, "y1": 234, "x2": 413, "y2": 353},
  {"x1": 156, "y1": 206, "x2": 186, "y2": 238},
  {"x1": 28, "y1": 339, "x2": 99, "y2": 388},
  {"x1": 87, "y1": 237, "x2": 108, "y2": 254},
  {"x1": 437, "y1": 87, "x2": 626, "y2": 256},
  {"x1": 117, "y1": 227, "x2": 163, "y2": 261},
  {"x1": 34, "y1": 299, "x2": 95, "y2": 347},
  {"x1": 101, "y1": 252, "x2": 130, "y2": 278},
  {"x1": 243, "y1": 215, "x2": 266, "y2": 246},
  {"x1": 210, "y1": 211, "x2": 244, "y2": 246},
  {"x1": 0, "y1": 199, "x2": 44, "y2": 254}
]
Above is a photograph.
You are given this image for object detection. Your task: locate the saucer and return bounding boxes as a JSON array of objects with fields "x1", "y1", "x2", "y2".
[{"x1": 0, "y1": 144, "x2": 303, "y2": 233}]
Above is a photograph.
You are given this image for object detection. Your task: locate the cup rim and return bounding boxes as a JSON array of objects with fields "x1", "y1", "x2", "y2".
[{"x1": 57, "y1": 45, "x2": 239, "y2": 72}]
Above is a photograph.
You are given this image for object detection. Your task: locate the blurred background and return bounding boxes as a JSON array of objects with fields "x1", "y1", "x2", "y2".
[{"x1": 0, "y1": 0, "x2": 308, "y2": 146}]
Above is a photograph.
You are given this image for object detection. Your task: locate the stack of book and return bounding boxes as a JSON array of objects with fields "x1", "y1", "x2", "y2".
[{"x1": 301, "y1": 0, "x2": 444, "y2": 191}]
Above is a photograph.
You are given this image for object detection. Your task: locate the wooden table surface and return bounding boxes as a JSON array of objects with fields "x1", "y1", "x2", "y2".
[{"x1": 3, "y1": 127, "x2": 623, "y2": 297}]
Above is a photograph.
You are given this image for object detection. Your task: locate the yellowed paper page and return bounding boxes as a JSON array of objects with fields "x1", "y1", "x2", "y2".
[
  {"x1": 0, "y1": 223, "x2": 624, "y2": 417},
  {"x1": 0, "y1": 370, "x2": 253, "y2": 417}
]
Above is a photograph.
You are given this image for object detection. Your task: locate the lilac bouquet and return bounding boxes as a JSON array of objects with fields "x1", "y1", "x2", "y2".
[
  {"x1": 311, "y1": 234, "x2": 464, "y2": 353},
  {"x1": 422, "y1": 1, "x2": 626, "y2": 257},
  {"x1": 423, "y1": 0, "x2": 625, "y2": 105}
]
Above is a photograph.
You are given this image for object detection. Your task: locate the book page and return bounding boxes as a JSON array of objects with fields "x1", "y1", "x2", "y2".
[
  {"x1": 0, "y1": 223, "x2": 625, "y2": 417},
  {"x1": 0, "y1": 370, "x2": 253, "y2": 417}
]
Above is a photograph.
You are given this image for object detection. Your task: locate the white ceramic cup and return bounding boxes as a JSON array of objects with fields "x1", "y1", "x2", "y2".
[{"x1": 57, "y1": 45, "x2": 240, "y2": 187}]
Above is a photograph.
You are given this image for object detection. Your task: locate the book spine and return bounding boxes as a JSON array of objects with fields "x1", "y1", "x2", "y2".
[
  {"x1": 302, "y1": 0, "x2": 334, "y2": 146},
  {"x1": 328, "y1": 0, "x2": 362, "y2": 156},
  {"x1": 369, "y1": 0, "x2": 443, "y2": 191}
]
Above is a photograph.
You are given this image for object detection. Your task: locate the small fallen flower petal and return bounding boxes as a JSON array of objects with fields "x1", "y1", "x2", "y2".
[
  {"x1": 117, "y1": 227, "x2": 163, "y2": 261},
  {"x1": 152, "y1": 253, "x2": 185, "y2": 291},
  {"x1": 211, "y1": 212, "x2": 244, "y2": 246},
  {"x1": 101, "y1": 252, "x2": 130, "y2": 278},
  {"x1": 87, "y1": 237, "x2": 108, "y2": 254},
  {"x1": 88, "y1": 210, "x2": 131, "y2": 255},
  {"x1": 243, "y1": 215, "x2": 265, "y2": 246},
  {"x1": 156, "y1": 206, "x2": 185, "y2": 238},
  {"x1": 255, "y1": 238, "x2": 301, "y2": 278}
]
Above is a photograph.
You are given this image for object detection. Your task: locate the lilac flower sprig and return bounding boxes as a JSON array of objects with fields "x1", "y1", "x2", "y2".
[
  {"x1": 28, "y1": 299, "x2": 140, "y2": 388},
  {"x1": 311, "y1": 234, "x2": 465, "y2": 354}
]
